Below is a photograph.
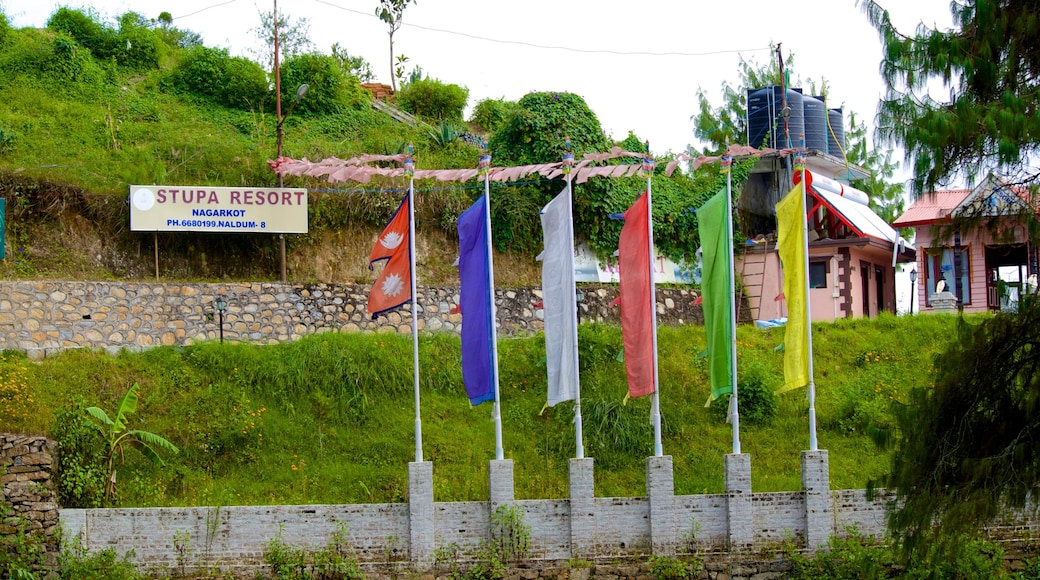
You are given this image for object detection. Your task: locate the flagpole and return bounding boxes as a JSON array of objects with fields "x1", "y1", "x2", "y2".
[
  {"x1": 563, "y1": 140, "x2": 584, "y2": 459},
  {"x1": 724, "y1": 144, "x2": 741, "y2": 455},
  {"x1": 798, "y1": 136, "x2": 818, "y2": 451},
  {"x1": 406, "y1": 144, "x2": 423, "y2": 463},
  {"x1": 481, "y1": 149, "x2": 505, "y2": 461},
  {"x1": 644, "y1": 142, "x2": 663, "y2": 457}
]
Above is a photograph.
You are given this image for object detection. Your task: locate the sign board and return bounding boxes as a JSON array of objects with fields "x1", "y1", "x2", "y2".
[
  {"x1": 573, "y1": 242, "x2": 694, "y2": 284},
  {"x1": 129, "y1": 186, "x2": 308, "y2": 233}
]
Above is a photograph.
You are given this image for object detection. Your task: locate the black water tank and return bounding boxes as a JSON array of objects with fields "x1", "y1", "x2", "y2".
[
  {"x1": 827, "y1": 108, "x2": 845, "y2": 156},
  {"x1": 746, "y1": 86, "x2": 804, "y2": 149},
  {"x1": 803, "y1": 95, "x2": 828, "y2": 152}
]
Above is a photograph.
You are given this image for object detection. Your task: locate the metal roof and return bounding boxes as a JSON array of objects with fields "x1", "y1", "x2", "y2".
[{"x1": 892, "y1": 190, "x2": 971, "y2": 227}]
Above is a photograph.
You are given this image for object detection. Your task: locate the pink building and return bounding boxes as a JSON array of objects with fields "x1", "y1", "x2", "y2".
[
  {"x1": 726, "y1": 148, "x2": 915, "y2": 323},
  {"x1": 893, "y1": 174, "x2": 1036, "y2": 313}
]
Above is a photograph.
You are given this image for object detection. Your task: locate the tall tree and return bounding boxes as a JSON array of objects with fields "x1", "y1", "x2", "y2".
[
  {"x1": 859, "y1": 0, "x2": 1040, "y2": 195},
  {"x1": 250, "y1": 8, "x2": 314, "y2": 72},
  {"x1": 375, "y1": 0, "x2": 415, "y2": 92}
]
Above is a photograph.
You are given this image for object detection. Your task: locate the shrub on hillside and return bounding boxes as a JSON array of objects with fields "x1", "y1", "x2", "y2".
[
  {"x1": 489, "y1": 91, "x2": 609, "y2": 166},
  {"x1": 47, "y1": 8, "x2": 165, "y2": 71},
  {"x1": 0, "y1": 12, "x2": 10, "y2": 47},
  {"x1": 708, "y1": 359, "x2": 778, "y2": 425},
  {"x1": 0, "y1": 28, "x2": 106, "y2": 91},
  {"x1": 397, "y1": 77, "x2": 469, "y2": 122},
  {"x1": 163, "y1": 45, "x2": 269, "y2": 111},
  {"x1": 469, "y1": 97, "x2": 519, "y2": 133},
  {"x1": 280, "y1": 52, "x2": 370, "y2": 115}
]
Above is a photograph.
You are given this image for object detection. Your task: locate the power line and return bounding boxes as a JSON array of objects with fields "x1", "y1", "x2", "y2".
[
  {"x1": 173, "y1": 0, "x2": 241, "y2": 22},
  {"x1": 310, "y1": 0, "x2": 769, "y2": 58}
]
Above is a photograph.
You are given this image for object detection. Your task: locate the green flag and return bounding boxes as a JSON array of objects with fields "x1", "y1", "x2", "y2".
[{"x1": 697, "y1": 187, "x2": 734, "y2": 401}]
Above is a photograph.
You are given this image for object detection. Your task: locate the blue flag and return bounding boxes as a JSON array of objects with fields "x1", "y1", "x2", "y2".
[{"x1": 457, "y1": 195, "x2": 496, "y2": 406}]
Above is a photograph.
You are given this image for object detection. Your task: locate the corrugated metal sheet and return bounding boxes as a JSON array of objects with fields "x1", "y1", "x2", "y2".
[{"x1": 892, "y1": 190, "x2": 971, "y2": 227}]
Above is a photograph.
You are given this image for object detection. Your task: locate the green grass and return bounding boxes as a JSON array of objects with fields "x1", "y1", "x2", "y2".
[{"x1": 0, "y1": 312, "x2": 968, "y2": 506}]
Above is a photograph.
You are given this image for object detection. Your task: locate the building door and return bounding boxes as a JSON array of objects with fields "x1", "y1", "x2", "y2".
[
  {"x1": 874, "y1": 265, "x2": 885, "y2": 314},
  {"x1": 861, "y1": 260, "x2": 871, "y2": 318}
]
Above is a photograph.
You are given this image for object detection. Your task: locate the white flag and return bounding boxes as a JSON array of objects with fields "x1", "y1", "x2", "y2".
[{"x1": 539, "y1": 185, "x2": 580, "y2": 406}]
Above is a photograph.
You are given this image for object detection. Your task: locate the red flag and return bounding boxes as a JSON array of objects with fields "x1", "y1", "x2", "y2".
[
  {"x1": 367, "y1": 194, "x2": 412, "y2": 318},
  {"x1": 617, "y1": 192, "x2": 655, "y2": 398}
]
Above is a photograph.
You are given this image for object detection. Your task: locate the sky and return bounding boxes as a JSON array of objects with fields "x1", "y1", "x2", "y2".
[{"x1": 5, "y1": 0, "x2": 955, "y2": 161}]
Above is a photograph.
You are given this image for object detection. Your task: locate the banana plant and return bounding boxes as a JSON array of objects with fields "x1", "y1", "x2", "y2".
[{"x1": 86, "y1": 383, "x2": 179, "y2": 503}]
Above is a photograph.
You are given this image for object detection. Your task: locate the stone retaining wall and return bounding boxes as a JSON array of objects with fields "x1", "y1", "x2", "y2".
[
  {"x1": 0, "y1": 434, "x2": 59, "y2": 561},
  {"x1": 0, "y1": 281, "x2": 707, "y2": 357}
]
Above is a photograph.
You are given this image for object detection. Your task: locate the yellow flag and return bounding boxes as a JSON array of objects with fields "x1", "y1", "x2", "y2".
[{"x1": 776, "y1": 183, "x2": 810, "y2": 392}]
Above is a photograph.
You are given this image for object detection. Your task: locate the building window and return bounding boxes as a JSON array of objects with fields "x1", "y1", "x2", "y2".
[
  {"x1": 809, "y1": 260, "x2": 828, "y2": 289},
  {"x1": 925, "y1": 246, "x2": 971, "y2": 306}
]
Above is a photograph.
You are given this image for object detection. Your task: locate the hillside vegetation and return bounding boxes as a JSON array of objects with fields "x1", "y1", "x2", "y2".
[
  {"x1": 0, "y1": 7, "x2": 723, "y2": 286},
  {"x1": 1, "y1": 313, "x2": 962, "y2": 507}
]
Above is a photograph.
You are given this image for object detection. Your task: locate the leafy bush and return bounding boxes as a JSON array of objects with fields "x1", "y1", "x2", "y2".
[
  {"x1": 0, "y1": 29, "x2": 107, "y2": 92},
  {"x1": 47, "y1": 7, "x2": 117, "y2": 59},
  {"x1": 785, "y1": 531, "x2": 896, "y2": 579},
  {"x1": 0, "y1": 11, "x2": 10, "y2": 46},
  {"x1": 648, "y1": 555, "x2": 703, "y2": 580},
  {"x1": 490, "y1": 91, "x2": 609, "y2": 166},
  {"x1": 396, "y1": 77, "x2": 469, "y2": 122},
  {"x1": 59, "y1": 538, "x2": 145, "y2": 580},
  {"x1": 469, "y1": 97, "x2": 519, "y2": 133},
  {"x1": 280, "y1": 52, "x2": 370, "y2": 115},
  {"x1": 114, "y1": 12, "x2": 165, "y2": 71},
  {"x1": 53, "y1": 402, "x2": 107, "y2": 508},
  {"x1": 708, "y1": 358, "x2": 778, "y2": 426},
  {"x1": 163, "y1": 45, "x2": 268, "y2": 110},
  {"x1": 47, "y1": 8, "x2": 164, "y2": 71}
]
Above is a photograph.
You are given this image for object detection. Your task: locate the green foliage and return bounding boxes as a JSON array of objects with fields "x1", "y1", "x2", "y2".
[
  {"x1": 841, "y1": 110, "x2": 905, "y2": 225},
  {"x1": 784, "y1": 530, "x2": 896, "y2": 579},
  {"x1": 488, "y1": 185, "x2": 546, "y2": 254},
  {"x1": 330, "y1": 42, "x2": 374, "y2": 83},
  {"x1": 163, "y1": 46, "x2": 269, "y2": 110},
  {"x1": 708, "y1": 358, "x2": 779, "y2": 426},
  {"x1": 396, "y1": 77, "x2": 469, "y2": 122},
  {"x1": 58, "y1": 537, "x2": 145, "y2": 580},
  {"x1": 462, "y1": 505, "x2": 531, "y2": 580},
  {"x1": 874, "y1": 298, "x2": 1040, "y2": 557},
  {"x1": 691, "y1": 50, "x2": 792, "y2": 153},
  {"x1": 0, "y1": 127, "x2": 13, "y2": 154},
  {"x1": 262, "y1": 524, "x2": 363, "y2": 579},
  {"x1": 0, "y1": 11, "x2": 10, "y2": 47},
  {"x1": 280, "y1": 52, "x2": 370, "y2": 115},
  {"x1": 52, "y1": 402, "x2": 107, "y2": 508},
  {"x1": 428, "y1": 122, "x2": 461, "y2": 148},
  {"x1": 374, "y1": 0, "x2": 416, "y2": 91},
  {"x1": 0, "y1": 28, "x2": 107, "y2": 93},
  {"x1": 0, "y1": 489, "x2": 47, "y2": 580},
  {"x1": 85, "y1": 383, "x2": 179, "y2": 503},
  {"x1": 46, "y1": 8, "x2": 164, "y2": 71},
  {"x1": 648, "y1": 555, "x2": 703, "y2": 580},
  {"x1": 490, "y1": 91, "x2": 608, "y2": 166},
  {"x1": 10, "y1": 312, "x2": 964, "y2": 506},
  {"x1": 469, "y1": 98, "x2": 519, "y2": 133},
  {"x1": 250, "y1": 10, "x2": 314, "y2": 71},
  {"x1": 860, "y1": 0, "x2": 1040, "y2": 193}
]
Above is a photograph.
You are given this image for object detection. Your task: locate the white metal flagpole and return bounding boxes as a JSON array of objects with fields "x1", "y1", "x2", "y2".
[
  {"x1": 405, "y1": 144, "x2": 423, "y2": 463},
  {"x1": 797, "y1": 136, "x2": 819, "y2": 451},
  {"x1": 644, "y1": 143, "x2": 663, "y2": 457},
  {"x1": 563, "y1": 141, "x2": 584, "y2": 459},
  {"x1": 480, "y1": 150, "x2": 505, "y2": 461},
  {"x1": 723, "y1": 146, "x2": 741, "y2": 455}
]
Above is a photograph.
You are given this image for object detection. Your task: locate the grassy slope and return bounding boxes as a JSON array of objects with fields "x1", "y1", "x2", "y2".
[{"x1": 0, "y1": 313, "x2": 964, "y2": 506}]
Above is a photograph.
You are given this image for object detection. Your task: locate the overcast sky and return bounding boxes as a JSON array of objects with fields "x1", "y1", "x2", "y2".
[{"x1": 5, "y1": 0, "x2": 953, "y2": 161}]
